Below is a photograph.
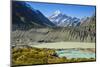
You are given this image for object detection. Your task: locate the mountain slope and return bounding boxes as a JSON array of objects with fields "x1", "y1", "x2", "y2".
[
  {"x1": 80, "y1": 13, "x2": 96, "y2": 31},
  {"x1": 12, "y1": 1, "x2": 55, "y2": 30}
]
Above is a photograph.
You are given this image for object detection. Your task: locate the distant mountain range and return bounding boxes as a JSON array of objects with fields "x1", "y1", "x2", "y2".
[
  {"x1": 49, "y1": 10, "x2": 96, "y2": 28},
  {"x1": 12, "y1": 1, "x2": 55, "y2": 30},
  {"x1": 12, "y1": 1, "x2": 96, "y2": 30}
]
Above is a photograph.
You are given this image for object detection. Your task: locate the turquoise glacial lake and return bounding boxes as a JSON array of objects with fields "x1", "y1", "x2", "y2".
[{"x1": 56, "y1": 49, "x2": 95, "y2": 59}]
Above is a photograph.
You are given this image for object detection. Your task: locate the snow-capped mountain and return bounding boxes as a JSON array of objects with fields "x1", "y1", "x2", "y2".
[{"x1": 49, "y1": 10, "x2": 81, "y2": 27}]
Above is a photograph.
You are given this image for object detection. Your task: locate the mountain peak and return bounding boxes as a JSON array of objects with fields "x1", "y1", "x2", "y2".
[
  {"x1": 49, "y1": 10, "x2": 81, "y2": 27},
  {"x1": 54, "y1": 10, "x2": 61, "y2": 14},
  {"x1": 54, "y1": 10, "x2": 61, "y2": 15},
  {"x1": 49, "y1": 10, "x2": 62, "y2": 19}
]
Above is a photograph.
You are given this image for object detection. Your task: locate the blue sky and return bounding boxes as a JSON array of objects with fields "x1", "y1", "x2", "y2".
[{"x1": 26, "y1": 2, "x2": 95, "y2": 19}]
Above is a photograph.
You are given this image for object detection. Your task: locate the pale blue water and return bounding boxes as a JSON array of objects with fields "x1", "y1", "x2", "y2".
[{"x1": 56, "y1": 49, "x2": 95, "y2": 59}]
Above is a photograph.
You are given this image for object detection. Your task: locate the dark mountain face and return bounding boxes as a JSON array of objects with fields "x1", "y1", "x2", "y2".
[
  {"x1": 12, "y1": 1, "x2": 55, "y2": 30},
  {"x1": 48, "y1": 10, "x2": 81, "y2": 27}
]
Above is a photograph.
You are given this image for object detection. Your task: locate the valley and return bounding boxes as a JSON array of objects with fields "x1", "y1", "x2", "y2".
[{"x1": 11, "y1": 1, "x2": 96, "y2": 66}]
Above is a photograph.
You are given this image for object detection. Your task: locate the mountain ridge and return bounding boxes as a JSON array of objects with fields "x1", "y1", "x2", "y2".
[{"x1": 12, "y1": 1, "x2": 55, "y2": 31}]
